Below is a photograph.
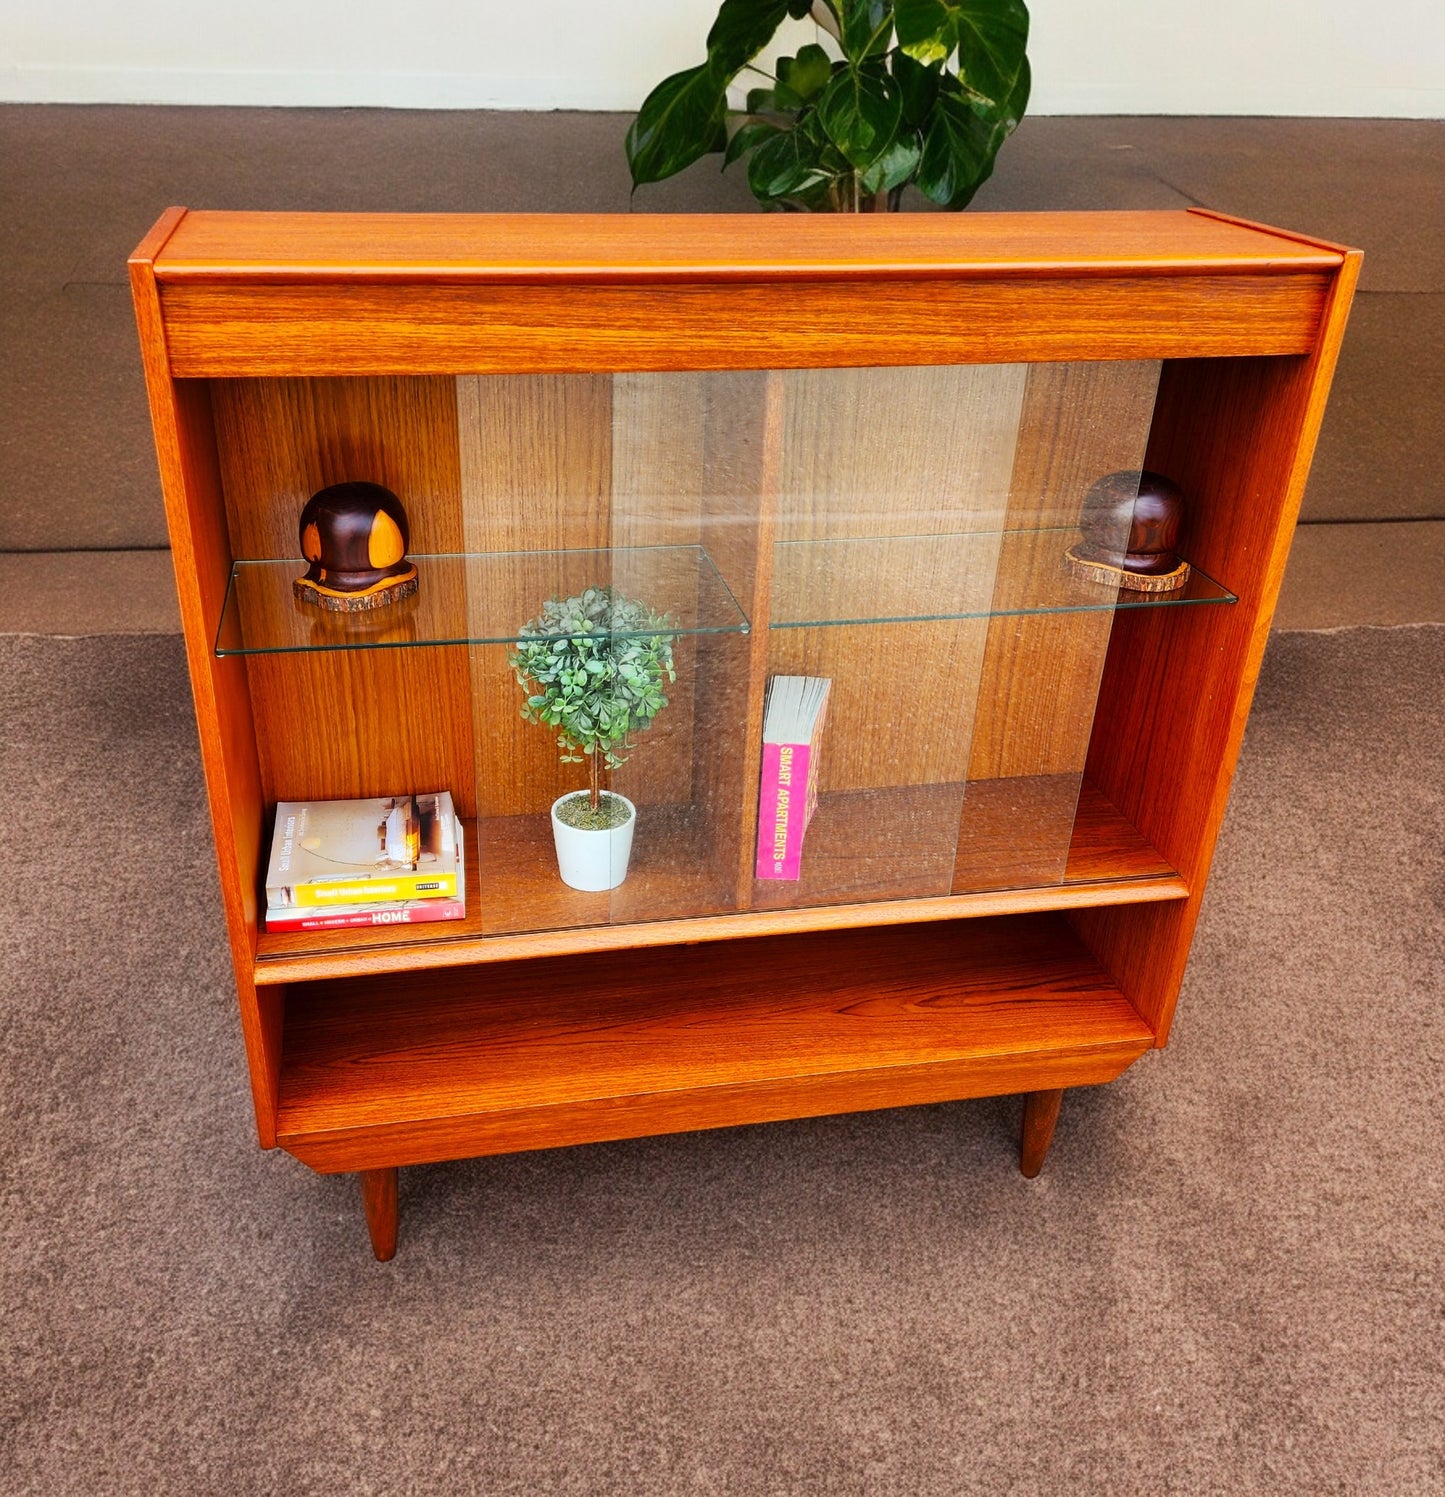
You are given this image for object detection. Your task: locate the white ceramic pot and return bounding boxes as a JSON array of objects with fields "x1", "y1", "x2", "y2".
[{"x1": 550, "y1": 792, "x2": 636, "y2": 892}]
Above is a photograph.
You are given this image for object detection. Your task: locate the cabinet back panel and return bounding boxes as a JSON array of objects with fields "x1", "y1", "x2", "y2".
[
  {"x1": 769, "y1": 365, "x2": 1025, "y2": 793},
  {"x1": 457, "y1": 374, "x2": 610, "y2": 553},
  {"x1": 968, "y1": 360, "x2": 1161, "y2": 782},
  {"x1": 459, "y1": 373, "x2": 700, "y2": 817},
  {"x1": 210, "y1": 375, "x2": 477, "y2": 815},
  {"x1": 460, "y1": 374, "x2": 615, "y2": 818},
  {"x1": 773, "y1": 365, "x2": 1028, "y2": 541},
  {"x1": 212, "y1": 376, "x2": 466, "y2": 558},
  {"x1": 246, "y1": 646, "x2": 477, "y2": 814},
  {"x1": 608, "y1": 373, "x2": 704, "y2": 808}
]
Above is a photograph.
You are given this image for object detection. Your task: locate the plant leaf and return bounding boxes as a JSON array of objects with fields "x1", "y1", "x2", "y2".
[
  {"x1": 705, "y1": 0, "x2": 793, "y2": 74},
  {"x1": 916, "y1": 88, "x2": 986, "y2": 206},
  {"x1": 816, "y1": 63, "x2": 903, "y2": 169},
  {"x1": 916, "y1": 70, "x2": 1023, "y2": 208},
  {"x1": 835, "y1": 0, "x2": 893, "y2": 62},
  {"x1": 893, "y1": 0, "x2": 951, "y2": 64},
  {"x1": 892, "y1": 46, "x2": 940, "y2": 129},
  {"x1": 744, "y1": 81, "x2": 805, "y2": 114},
  {"x1": 778, "y1": 42, "x2": 833, "y2": 102},
  {"x1": 746, "y1": 126, "x2": 828, "y2": 200},
  {"x1": 626, "y1": 0, "x2": 794, "y2": 186},
  {"x1": 933, "y1": 58, "x2": 1029, "y2": 206},
  {"x1": 894, "y1": 0, "x2": 1029, "y2": 104},
  {"x1": 860, "y1": 131, "x2": 922, "y2": 193},
  {"x1": 625, "y1": 64, "x2": 728, "y2": 185},
  {"x1": 724, "y1": 118, "x2": 784, "y2": 166},
  {"x1": 1000, "y1": 48, "x2": 1031, "y2": 125}
]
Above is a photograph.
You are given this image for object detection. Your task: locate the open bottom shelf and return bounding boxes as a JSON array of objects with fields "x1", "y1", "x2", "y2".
[{"x1": 275, "y1": 914, "x2": 1156, "y2": 1172}]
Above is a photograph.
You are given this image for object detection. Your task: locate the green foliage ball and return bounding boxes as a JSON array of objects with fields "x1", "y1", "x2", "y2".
[{"x1": 509, "y1": 587, "x2": 677, "y2": 774}]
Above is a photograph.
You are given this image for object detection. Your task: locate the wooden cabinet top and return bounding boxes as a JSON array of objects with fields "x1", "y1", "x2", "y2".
[
  {"x1": 135, "y1": 207, "x2": 1348, "y2": 285},
  {"x1": 130, "y1": 207, "x2": 1358, "y2": 378}
]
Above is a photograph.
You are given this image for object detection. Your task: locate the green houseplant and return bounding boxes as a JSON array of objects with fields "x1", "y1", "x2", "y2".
[
  {"x1": 626, "y1": 0, "x2": 1029, "y2": 212},
  {"x1": 509, "y1": 586, "x2": 676, "y2": 891}
]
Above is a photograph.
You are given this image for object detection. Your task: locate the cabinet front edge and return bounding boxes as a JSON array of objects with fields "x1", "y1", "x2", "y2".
[{"x1": 252, "y1": 875, "x2": 1190, "y2": 987}]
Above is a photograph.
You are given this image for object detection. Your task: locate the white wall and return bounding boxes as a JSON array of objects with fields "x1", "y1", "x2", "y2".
[{"x1": 2, "y1": 0, "x2": 1441, "y2": 116}]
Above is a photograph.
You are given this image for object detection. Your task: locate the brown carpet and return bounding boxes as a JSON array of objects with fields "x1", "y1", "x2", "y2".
[{"x1": 2, "y1": 627, "x2": 1442, "y2": 1494}]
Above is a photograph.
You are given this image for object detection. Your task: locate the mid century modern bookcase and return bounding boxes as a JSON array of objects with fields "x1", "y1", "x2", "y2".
[{"x1": 130, "y1": 208, "x2": 1359, "y2": 1260}]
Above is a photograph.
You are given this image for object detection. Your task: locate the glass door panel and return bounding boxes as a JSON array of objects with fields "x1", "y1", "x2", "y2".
[
  {"x1": 759, "y1": 360, "x2": 1162, "y2": 909},
  {"x1": 956, "y1": 360, "x2": 1161, "y2": 894},
  {"x1": 756, "y1": 364, "x2": 1027, "y2": 909},
  {"x1": 460, "y1": 371, "x2": 763, "y2": 935}
]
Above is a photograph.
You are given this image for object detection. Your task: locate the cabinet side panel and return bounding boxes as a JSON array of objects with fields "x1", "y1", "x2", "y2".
[
  {"x1": 174, "y1": 384, "x2": 283, "y2": 1142},
  {"x1": 130, "y1": 241, "x2": 280, "y2": 1145},
  {"x1": 1075, "y1": 254, "x2": 1362, "y2": 1040}
]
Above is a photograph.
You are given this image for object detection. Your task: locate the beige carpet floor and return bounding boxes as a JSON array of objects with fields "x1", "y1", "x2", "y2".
[{"x1": 2, "y1": 627, "x2": 1442, "y2": 1494}]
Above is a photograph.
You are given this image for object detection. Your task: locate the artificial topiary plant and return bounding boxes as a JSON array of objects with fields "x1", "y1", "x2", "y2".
[
  {"x1": 509, "y1": 587, "x2": 676, "y2": 829},
  {"x1": 626, "y1": 0, "x2": 1030, "y2": 212}
]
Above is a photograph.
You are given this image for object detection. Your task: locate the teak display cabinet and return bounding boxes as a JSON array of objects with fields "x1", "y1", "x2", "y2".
[{"x1": 130, "y1": 209, "x2": 1358, "y2": 1260}]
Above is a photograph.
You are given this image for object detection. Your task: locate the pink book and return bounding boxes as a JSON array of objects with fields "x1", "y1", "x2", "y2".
[{"x1": 755, "y1": 677, "x2": 831, "y2": 880}]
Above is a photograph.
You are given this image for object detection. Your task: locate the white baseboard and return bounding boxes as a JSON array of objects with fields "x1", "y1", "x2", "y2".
[
  {"x1": 2, "y1": 64, "x2": 1441, "y2": 118},
  {"x1": 1029, "y1": 81, "x2": 1445, "y2": 118},
  {"x1": 0, "y1": 65, "x2": 640, "y2": 110}
]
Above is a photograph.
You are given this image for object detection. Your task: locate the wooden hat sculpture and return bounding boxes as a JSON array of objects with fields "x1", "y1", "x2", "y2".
[
  {"x1": 1066, "y1": 470, "x2": 1190, "y2": 593},
  {"x1": 294, "y1": 481, "x2": 418, "y2": 611}
]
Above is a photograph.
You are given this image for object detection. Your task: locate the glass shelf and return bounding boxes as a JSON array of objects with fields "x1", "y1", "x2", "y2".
[
  {"x1": 215, "y1": 545, "x2": 750, "y2": 656},
  {"x1": 769, "y1": 529, "x2": 1235, "y2": 630},
  {"x1": 216, "y1": 531, "x2": 1235, "y2": 658}
]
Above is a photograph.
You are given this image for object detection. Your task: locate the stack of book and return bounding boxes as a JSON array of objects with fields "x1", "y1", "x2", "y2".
[{"x1": 264, "y1": 792, "x2": 466, "y2": 933}]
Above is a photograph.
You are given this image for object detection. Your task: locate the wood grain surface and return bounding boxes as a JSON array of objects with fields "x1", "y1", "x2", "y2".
[
  {"x1": 212, "y1": 375, "x2": 466, "y2": 559},
  {"x1": 1072, "y1": 249, "x2": 1364, "y2": 1042},
  {"x1": 152, "y1": 209, "x2": 1345, "y2": 281},
  {"x1": 211, "y1": 374, "x2": 477, "y2": 815},
  {"x1": 129, "y1": 227, "x2": 281, "y2": 1145},
  {"x1": 359, "y1": 1168, "x2": 398, "y2": 1261},
  {"x1": 967, "y1": 361, "x2": 1160, "y2": 784},
  {"x1": 157, "y1": 273, "x2": 1333, "y2": 378},
  {"x1": 1019, "y1": 1088, "x2": 1065, "y2": 1177},
  {"x1": 767, "y1": 364, "x2": 1022, "y2": 795},
  {"x1": 275, "y1": 914, "x2": 1156, "y2": 1172},
  {"x1": 459, "y1": 372, "x2": 617, "y2": 818}
]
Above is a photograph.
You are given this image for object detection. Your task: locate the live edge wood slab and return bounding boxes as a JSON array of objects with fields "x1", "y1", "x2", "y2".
[{"x1": 129, "y1": 208, "x2": 1360, "y2": 1259}]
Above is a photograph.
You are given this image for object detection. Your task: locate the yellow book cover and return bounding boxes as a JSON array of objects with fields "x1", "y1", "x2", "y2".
[{"x1": 265, "y1": 793, "x2": 458, "y2": 910}]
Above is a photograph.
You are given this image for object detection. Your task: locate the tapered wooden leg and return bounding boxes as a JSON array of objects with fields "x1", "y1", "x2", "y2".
[
  {"x1": 1019, "y1": 1088, "x2": 1065, "y2": 1178},
  {"x1": 360, "y1": 1167, "x2": 398, "y2": 1261}
]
